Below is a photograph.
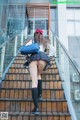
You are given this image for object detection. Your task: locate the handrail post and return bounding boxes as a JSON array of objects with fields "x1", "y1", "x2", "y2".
[
  {"x1": 0, "y1": 45, "x2": 5, "y2": 77},
  {"x1": 50, "y1": 31, "x2": 53, "y2": 45},
  {"x1": 60, "y1": 48, "x2": 64, "y2": 81},
  {"x1": 54, "y1": 36, "x2": 57, "y2": 57},
  {"x1": 14, "y1": 35, "x2": 18, "y2": 56},
  {"x1": 21, "y1": 31, "x2": 24, "y2": 46},
  {"x1": 24, "y1": 27, "x2": 27, "y2": 39}
]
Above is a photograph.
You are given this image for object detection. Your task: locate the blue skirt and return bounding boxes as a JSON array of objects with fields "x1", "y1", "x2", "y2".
[{"x1": 24, "y1": 52, "x2": 51, "y2": 70}]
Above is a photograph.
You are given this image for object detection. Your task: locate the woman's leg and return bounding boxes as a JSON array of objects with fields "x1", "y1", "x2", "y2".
[
  {"x1": 29, "y1": 61, "x2": 38, "y2": 88},
  {"x1": 37, "y1": 60, "x2": 47, "y2": 100},
  {"x1": 37, "y1": 74, "x2": 42, "y2": 100},
  {"x1": 37, "y1": 60, "x2": 46, "y2": 75},
  {"x1": 29, "y1": 61, "x2": 39, "y2": 114}
]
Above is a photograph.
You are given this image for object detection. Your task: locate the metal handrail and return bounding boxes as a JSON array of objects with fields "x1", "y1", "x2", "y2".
[
  {"x1": 0, "y1": 34, "x2": 16, "y2": 48},
  {"x1": 0, "y1": 27, "x2": 28, "y2": 79},
  {"x1": 50, "y1": 28, "x2": 80, "y2": 74},
  {"x1": 50, "y1": 28, "x2": 80, "y2": 120}
]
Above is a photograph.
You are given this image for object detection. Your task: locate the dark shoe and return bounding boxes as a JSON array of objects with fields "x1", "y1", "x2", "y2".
[{"x1": 32, "y1": 108, "x2": 39, "y2": 115}]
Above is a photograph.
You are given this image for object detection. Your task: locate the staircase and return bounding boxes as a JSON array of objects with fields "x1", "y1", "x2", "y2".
[{"x1": 0, "y1": 53, "x2": 71, "y2": 120}]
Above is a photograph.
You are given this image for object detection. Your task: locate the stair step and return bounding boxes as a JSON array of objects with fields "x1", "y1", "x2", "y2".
[
  {"x1": 7, "y1": 112, "x2": 71, "y2": 120},
  {"x1": 0, "y1": 99, "x2": 68, "y2": 112},
  {"x1": 5, "y1": 73, "x2": 60, "y2": 81},
  {"x1": 8, "y1": 68, "x2": 58, "y2": 74},
  {"x1": 0, "y1": 98, "x2": 66, "y2": 101},
  {"x1": 11, "y1": 63, "x2": 57, "y2": 69},
  {"x1": 1, "y1": 80, "x2": 62, "y2": 89},
  {"x1": 15, "y1": 55, "x2": 55, "y2": 60},
  {"x1": 0, "y1": 89, "x2": 64, "y2": 99},
  {"x1": 10, "y1": 66, "x2": 57, "y2": 70},
  {"x1": 14, "y1": 57, "x2": 55, "y2": 61},
  {"x1": 6, "y1": 73, "x2": 59, "y2": 75},
  {"x1": 13, "y1": 59, "x2": 56, "y2": 64},
  {"x1": 6, "y1": 73, "x2": 58, "y2": 76}
]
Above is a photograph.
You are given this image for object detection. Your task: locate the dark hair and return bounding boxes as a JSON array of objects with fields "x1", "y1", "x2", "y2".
[{"x1": 34, "y1": 32, "x2": 49, "y2": 49}]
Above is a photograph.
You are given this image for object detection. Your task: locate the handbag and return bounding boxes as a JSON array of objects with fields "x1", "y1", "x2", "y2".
[{"x1": 20, "y1": 43, "x2": 40, "y2": 55}]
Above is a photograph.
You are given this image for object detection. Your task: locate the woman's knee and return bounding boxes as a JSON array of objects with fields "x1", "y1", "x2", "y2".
[{"x1": 37, "y1": 74, "x2": 41, "y2": 80}]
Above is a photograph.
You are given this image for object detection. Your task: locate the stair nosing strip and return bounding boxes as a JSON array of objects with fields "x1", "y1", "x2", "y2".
[
  {"x1": 0, "y1": 98, "x2": 66, "y2": 102},
  {"x1": 6, "y1": 73, "x2": 59, "y2": 75},
  {"x1": 2, "y1": 79, "x2": 61, "y2": 82},
  {"x1": 0, "y1": 88, "x2": 63, "y2": 90},
  {"x1": 7, "y1": 112, "x2": 71, "y2": 116}
]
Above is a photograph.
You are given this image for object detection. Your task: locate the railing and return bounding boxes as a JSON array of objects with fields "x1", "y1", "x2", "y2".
[
  {"x1": 50, "y1": 29, "x2": 80, "y2": 120},
  {"x1": 0, "y1": 28, "x2": 28, "y2": 80},
  {"x1": 0, "y1": 3, "x2": 27, "y2": 38},
  {"x1": 0, "y1": 3, "x2": 28, "y2": 80},
  {"x1": 0, "y1": 28, "x2": 7, "y2": 44}
]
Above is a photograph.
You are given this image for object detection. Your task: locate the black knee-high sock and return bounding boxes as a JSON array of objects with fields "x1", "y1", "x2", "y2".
[
  {"x1": 32, "y1": 88, "x2": 38, "y2": 109},
  {"x1": 38, "y1": 80, "x2": 42, "y2": 97}
]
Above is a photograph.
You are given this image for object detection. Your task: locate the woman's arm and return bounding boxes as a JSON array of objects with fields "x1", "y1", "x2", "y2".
[{"x1": 25, "y1": 39, "x2": 33, "y2": 46}]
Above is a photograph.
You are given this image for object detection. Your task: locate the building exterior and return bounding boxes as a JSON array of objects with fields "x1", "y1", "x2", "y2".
[
  {"x1": 0, "y1": 0, "x2": 80, "y2": 66},
  {"x1": 0, "y1": 0, "x2": 80, "y2": 119}
]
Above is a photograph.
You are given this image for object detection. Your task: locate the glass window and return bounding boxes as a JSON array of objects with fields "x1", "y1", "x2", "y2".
[
  {"x1": 35, "y1": 20, "x2": 48, "y2": 35},
  {"x1": 35, "y1": 20, "x2": 45, "y2": 29},
  {"x1": 67, "y1": 8, "x2": 80, "y2": 36},
  {"x1": 28, "y1": 20, "x2": 33, "y2": 35},
  {"x1": 67, "y1": 9, "x2": 74, "y2": 20},
  {"x1": 50, "y1": 20, "x2": 56, "y2": 33},
  {"x1": 75, "y1": 22, "x2": 80, "y2": 35},
  {"x1": 50, "y1": 9, "x2": 56, "y2": 20},
  {"x1": 74, "y1": 9, "x2": 80, "y2": 20},
  {"x1": 67, "y1": 22, "x2": 75, "y2": 36}
]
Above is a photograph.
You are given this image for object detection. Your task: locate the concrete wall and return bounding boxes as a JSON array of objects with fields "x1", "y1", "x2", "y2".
[{"x1": 57, "y1": 4, "x2": 68, "y2": 49}]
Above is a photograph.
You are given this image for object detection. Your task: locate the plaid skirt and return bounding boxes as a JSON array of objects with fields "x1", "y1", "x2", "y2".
[{"x1": 24, "y1": 51, "x2": 51, "y2": 70}]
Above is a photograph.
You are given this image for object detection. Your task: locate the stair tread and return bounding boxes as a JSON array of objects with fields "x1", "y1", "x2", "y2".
[
  {"x1": 0, "y1": 88, "x2": 63, "y2": 90},
  {"x1": 7, "y1": 111, "x2": 71, "y2": 116},
  {"x1": 10, "y1": 67, "x2": 56, "y2": 69},
  {"x1": 14, "y1": 56, "x2": 55, "y2": 58},
  {"x1": 4, "y1": 79, "x2": 61, "y2": 81},
  {"x1": 6, "y1": 73, "x2": 58, "y2": 75},
  {"x1": 13, "y1": 62, "x2": 55, "y2": 64},
  {"x1": 0, "y1": 98, "x2": 66, "y2": 101},
  {"x1": 13, "y1": 62, "x2": 55, "y2": 63},
  {"x1": 2, "y1": 79, "x2": 61, "y2": 82}
]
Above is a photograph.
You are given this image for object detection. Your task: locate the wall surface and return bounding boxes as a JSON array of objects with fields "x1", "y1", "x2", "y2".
[{"x1": 68, "y1": 37, "x2": 80, "y2": 67}]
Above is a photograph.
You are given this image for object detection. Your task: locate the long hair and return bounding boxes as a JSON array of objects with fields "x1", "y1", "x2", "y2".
[{"x1": 34, "y1": 32, "x2": 49, "y2": 49}]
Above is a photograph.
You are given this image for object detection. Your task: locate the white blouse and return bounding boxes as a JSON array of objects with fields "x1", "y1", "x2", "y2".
[
  {"x1": 39, "y1": 44, "x2": 56, "y2": 57},
  {"x1": 39, "y1": 44, "x2": 45, "y2": 52}
]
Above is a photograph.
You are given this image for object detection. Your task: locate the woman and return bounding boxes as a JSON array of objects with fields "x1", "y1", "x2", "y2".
[{"x1": 25, "y1": 29, "x2": 51, "y2": 114}]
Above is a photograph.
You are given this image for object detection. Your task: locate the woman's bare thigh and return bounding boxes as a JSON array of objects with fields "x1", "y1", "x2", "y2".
[{"x1": 37, "y1": 60, "x2": 47, "y2": 74}]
